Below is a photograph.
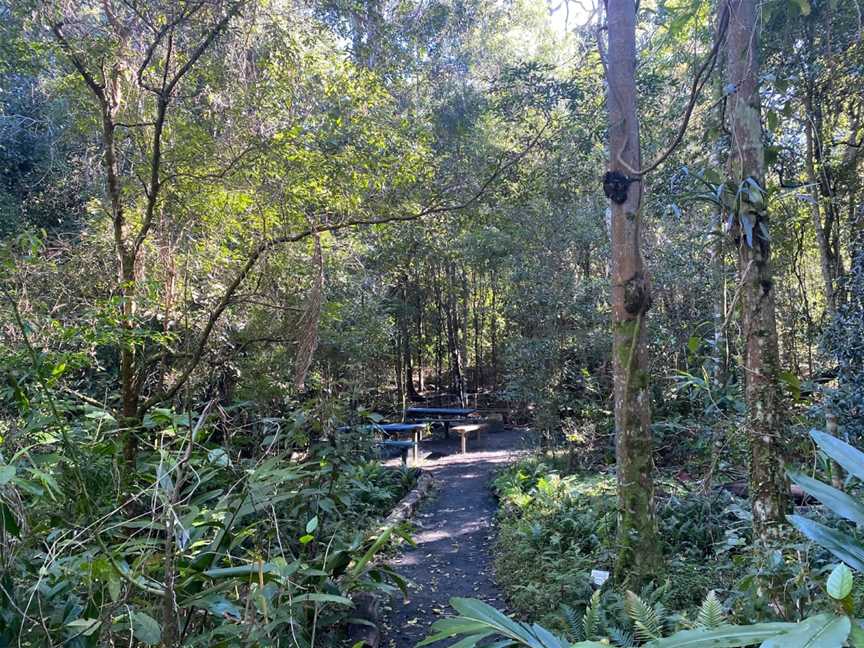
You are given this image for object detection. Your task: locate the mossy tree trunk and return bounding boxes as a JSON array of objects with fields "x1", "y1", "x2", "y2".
[
  {"x1": 604, "y1": 0, "x2": 661, "y2": 583},
  {"x1": 725, "y1": 0, "x2": 790, "y2": 542}
]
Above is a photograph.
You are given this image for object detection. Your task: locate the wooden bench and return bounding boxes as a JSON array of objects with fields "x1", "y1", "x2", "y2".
[{"x1": 450, "y1": 422, "x2": 489, "y2": 454}]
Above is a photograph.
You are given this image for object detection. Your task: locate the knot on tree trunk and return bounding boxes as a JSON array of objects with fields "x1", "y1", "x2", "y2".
[
  {"x1": 624, "y1": 271, "x2": 652, "y2": 315},
  {"x1": 603, "y1": 171, "x2": 637, "y2": 204}
]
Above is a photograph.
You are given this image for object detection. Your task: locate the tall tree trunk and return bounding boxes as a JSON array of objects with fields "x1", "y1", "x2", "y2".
[
  {"x1": 805, "y1": 102, "x2": 837, "y2": 317},
  {"x1": 725, "y1": 0, "x2": 789, "y2": 542},
  {"x1": 399, "y1": 283, "x2": 419, "y2": 400},
  {"x1": 712, "y1": 220, "x2": 729, "y2": 386},
  {"x1": 604, "y1": 0, "x2": 661, "y2": 583},
  {"x1": 435, "y1": 270, "x2": 443, "y2": 392},
  {"x1": 446, "y1": 264, "x2": 466, "y2": 406},
  {"x1": 804, "y1": 112, "x2": 844, "y2": 488},
  {"x1": 490, "y1": 278, "x2": 499, "y2": 390}
]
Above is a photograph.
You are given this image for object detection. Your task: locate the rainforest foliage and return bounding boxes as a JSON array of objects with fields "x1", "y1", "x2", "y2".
[{"x1": 1, "y1": 0, "x2": 863, "y2": 646}]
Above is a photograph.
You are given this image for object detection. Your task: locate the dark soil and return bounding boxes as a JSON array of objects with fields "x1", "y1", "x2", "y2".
[{"x1": 380, "y1": 428, "x2": 527, "y2": 648}]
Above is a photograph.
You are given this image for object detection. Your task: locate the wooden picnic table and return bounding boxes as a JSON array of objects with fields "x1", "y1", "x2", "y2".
[
  {"x1": 405, "y1": 407, "x2": 477, "y2": 418},
  {"x1": 405, "y1": 407, "x2": 478, "y2": 438}
]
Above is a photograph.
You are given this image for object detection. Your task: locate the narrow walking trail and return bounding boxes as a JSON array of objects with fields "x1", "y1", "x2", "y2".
[{"x1": 380, "y1": 428, "x2": 525, "y2": 648}]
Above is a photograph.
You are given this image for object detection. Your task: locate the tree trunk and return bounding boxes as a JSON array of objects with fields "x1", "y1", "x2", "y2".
[
  {"x1": 725, "y1": 0, "x2": 789, "y2": 542},
  {"x1": 712, "y1": 221, "x2": 729, "y2": 387},
  {"x1": 399, "y1": 283, "x2": 419, "y2": 400},
  {"x1": 604, "y1": 0, "x2": 661, "y2": 583},
  {"x1": 804, "y1": 105, "x2": 837, "y2": 317},
  {"x1": 446, "y1": 264, "x2": 466, "y2": 406}
]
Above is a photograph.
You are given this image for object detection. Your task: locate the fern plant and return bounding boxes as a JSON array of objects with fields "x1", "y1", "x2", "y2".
[
  {"x1": 695, "y1": 591, "x2": 725, "y2": 629},
  {"x1": 420, "y1": 589, "x2": 848, "y2": 648}
]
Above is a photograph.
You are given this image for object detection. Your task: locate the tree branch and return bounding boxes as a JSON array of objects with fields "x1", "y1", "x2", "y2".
[
  {"x1": 137, "y1": 120, "x2": 549, "y2": 415},
  {"x1": 50, "y1": 23, "x2": 107, "y2": 104},
  {"x1": 638, "y1": 5, "x2": 730, "y2": 177}
]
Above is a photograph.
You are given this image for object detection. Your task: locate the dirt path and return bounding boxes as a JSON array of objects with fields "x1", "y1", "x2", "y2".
[{"x1": 380, "y1": 428, "x2": 526, "y2": 648}]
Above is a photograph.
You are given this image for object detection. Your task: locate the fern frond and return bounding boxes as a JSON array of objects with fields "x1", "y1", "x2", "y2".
[
  {"x1": 696, "y1": 590, "x2": 725, "y2": 629},
  {"x1": 560, "y1": 604, "x2": 583, "y2": 640},
  {"x1": 609, "y1": 626, "x2": 636, "y2": 648},
  {"x1": 582, "y1": 590, "x2": 602, "y2": 640},
  {"x1": 624, "y1": 590, "x2": 663, "y2": 641}
]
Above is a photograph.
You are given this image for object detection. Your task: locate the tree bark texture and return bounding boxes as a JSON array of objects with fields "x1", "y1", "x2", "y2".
[
  {"x1": 725, "y1": 0, "x2": 789, "y2": 542},
  {"x1": 604, "y1": 0, "x2": 661, "y2": 583}
]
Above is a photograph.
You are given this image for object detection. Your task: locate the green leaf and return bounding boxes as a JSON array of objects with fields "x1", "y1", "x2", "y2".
[
  {"x1": 131, "y1": 611, "x2": 161, "y2": 645},
  {"x1": 449, "y1": 597, "x2": 535, "y2": 642},
  {"x1": 66, "y1": 618, "x2": 101, "y2": 637},
  {"x1": 299, "y1": 534, "x2": 314, "y2": 544},
  {"x1": 647, "y1": 623, "x2": 796, "y2": 648},
  {"x1": 779, "y1": 370, "x2": 801, "y2": 401},
  {"x1": 826, "y1": 564, "x2": 854, "y2": 600},
  {"x1": 0, "y1": 464, "x2": 16, "y2": 486},
  {"x1": 787, "y1": 470, "x2": 864, "y2": 525},
  {"x1": 810, "y1": 431, "x2": 864, "y2": 483},
  {"x1": 849, "y1": 621, "x2": 864, "y2": 648},
  {"x1": 788, "y1": 515, "x2": 864, "y2": 572},
  {"x1": 687, "y1": 336, "x2": 700, "y2": 355},
  {"x1": 760, "y1": 614, "x2": 849, "y2": 648},
  {"x1": 204, "y1": 563, "x2": 275, "y2": 579},
  {"x1": 291, "y1": 593, "x2": 354, "y2": 606},
  {"x1": 306, "y1": 516, "x2": 319, "y2": 534},
  {"x1": 207, "y1": 448, "x2": 230, "y2": 467}
]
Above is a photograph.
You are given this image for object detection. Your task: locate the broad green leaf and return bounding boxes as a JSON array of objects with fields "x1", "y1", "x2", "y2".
[
  {"x1": 291, "y1": 593, "x2": 354, "y2": 606},
  {"x1": 760, "y1": 614, "x2": 849, "y2": 648},
  {"x1": 647, "y1": 623, "x2": 796, "y2": 648},
  {"x1": 827, "y1": 564, "x2": 854, "y2": 600},
  {"x1": 207, "y1": 448, "x2": 230, "y2": 467},
  {"x1": 787, "y1": 470, "x2": 864, "y2": 525},
  {"x1": 419, "y1": 617, "x2": 491, "y2": 643},
  {"x1": 788, "y1": 514, "x2": 864, "y2": 572},
  {"x1": 849, "y1": 621, "x2": 864, "y2": 648},
  {"x1": 779, "y1": 370, "x2": 801, "y2": 401},
  {"x1": 204, "y1": 563, "x2": 275, "y2": 579},
  {"x1": 810, "y1": 431, "x2": 864, "y2": 483},
  {"x1": 306, "y1": 515, "x2": 319, "y2": 533},
  {"x1": 299, "y1": 534, "x2": 314, "y2": 544},
  {"x1": 66, "y1": 618, "x2": 101, "y2": 637},
  {"x1": 442, "y1": 632, "x2": 495, "y2": 648},
  {"x1": 687, "y1": 336, "x2": 700, "y2": 355},
  {"x1": 0, "y1": 464, "x2": 15, "y2": 485},
  {"x1": 131, "y1": 611, "x2": 161, "y2": 645}
]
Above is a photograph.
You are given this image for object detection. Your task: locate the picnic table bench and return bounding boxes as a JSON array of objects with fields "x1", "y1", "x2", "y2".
[{"x1": 450, "y1": 421, "x2": 490, "y2": 454}]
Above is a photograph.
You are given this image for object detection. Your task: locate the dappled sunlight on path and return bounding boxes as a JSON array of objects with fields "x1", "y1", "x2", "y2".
[{"x1": 380, "y1": 428, "x2": 528, "y2": 647}]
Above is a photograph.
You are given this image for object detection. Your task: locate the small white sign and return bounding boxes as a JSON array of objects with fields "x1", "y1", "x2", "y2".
[{"x1": 590, "y1": 569, "x2": 610, "y2": 587}]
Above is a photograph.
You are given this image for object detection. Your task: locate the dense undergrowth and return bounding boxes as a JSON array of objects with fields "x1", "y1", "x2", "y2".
[
  {"x1": 0, "y1": 403, "x2": 417, "y2": 647},
  {"x1": 491, "y1": 452, "x2": 863, "y2": 639}
]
